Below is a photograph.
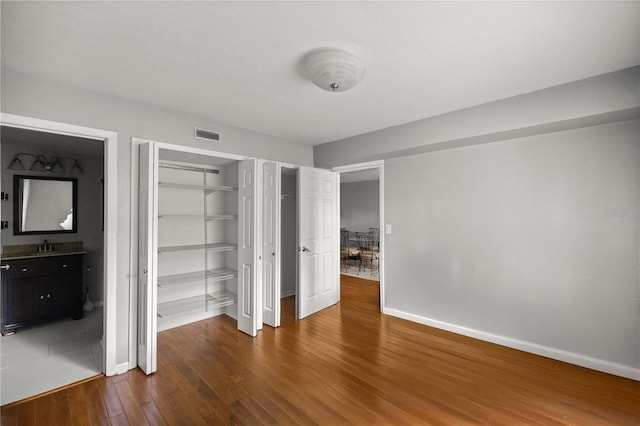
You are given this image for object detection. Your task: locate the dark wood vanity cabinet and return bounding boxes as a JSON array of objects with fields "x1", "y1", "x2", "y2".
[{"x1": 1, "y1": 254, "x2": 84, "y2": 335}]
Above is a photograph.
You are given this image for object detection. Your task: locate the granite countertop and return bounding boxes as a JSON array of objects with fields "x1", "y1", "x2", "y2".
[
  {"x1": 1, "y1": 250, "x2": 87, "y2": 260},
  {"x1": 1, "y1": 241, "x2": 86, "y2": 260}
]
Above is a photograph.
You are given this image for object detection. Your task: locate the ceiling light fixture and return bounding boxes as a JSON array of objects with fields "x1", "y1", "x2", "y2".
[{"x1": 302, "y1": 47, "x2": 365, "y2": 93}]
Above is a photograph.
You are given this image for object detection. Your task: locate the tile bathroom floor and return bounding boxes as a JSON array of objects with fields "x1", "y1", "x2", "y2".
[{"x1": 0, "y1": 307, "x2": 103, "y2": 406}]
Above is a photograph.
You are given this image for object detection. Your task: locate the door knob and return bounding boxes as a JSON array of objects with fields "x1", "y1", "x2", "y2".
[
  {"x1": 300, "y1": 247, "x2": 310, "y2": 252},
  {"x1": 40, "y1": 295, "x2": 44, "y2": 300}
]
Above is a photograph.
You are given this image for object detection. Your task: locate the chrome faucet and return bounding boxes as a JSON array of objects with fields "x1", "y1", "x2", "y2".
[{"x1": 38, "y1": 239, "x2": 53, "y2": 252}]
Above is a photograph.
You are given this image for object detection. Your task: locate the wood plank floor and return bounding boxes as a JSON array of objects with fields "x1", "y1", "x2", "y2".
[{"x1": 2, "y1": 275, "x2": 639, "y2": 425}]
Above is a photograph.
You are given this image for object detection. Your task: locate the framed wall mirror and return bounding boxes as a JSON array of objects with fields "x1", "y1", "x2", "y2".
[{"x1": 13, "y1": 175, "x2": 78, "y2": 234}]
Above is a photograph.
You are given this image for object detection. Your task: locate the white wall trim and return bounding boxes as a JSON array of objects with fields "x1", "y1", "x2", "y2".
[
  {"x1": 154, "y1": 140, "x2": 252, "y2": 161},
  {"x1": 0, "y1": 112, "x2": 118, "y2": 377},
  {"x1": 281, "y1": 290, "x2": 296, "y2": 298},
  {"x1": 332, "y1": 160, "x2": 385, "y2": 311},
  {"x1": 384, "y1": 307, "x2": 640, "y2": 381},
  {"x1": 114, "y1": 362, "x2": 130, "y2": 375},
  {"x1": 129, "y1": 139, "x2": 141, "y2": 374},
  {"x1": 278, "y1": 161, "x2": 301, "y2": 170},
  {"x1": 333, "y1": 160, "x2": 384, "y2": 173}
]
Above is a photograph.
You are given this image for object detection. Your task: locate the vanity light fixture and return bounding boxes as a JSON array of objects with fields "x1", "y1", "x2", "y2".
[
  {"x1": 6, "y1": 153, "x2": 83, "y2": 175},
  {"x1": 7, "y1": 156, "x2": 26, "y2": 171},
  {"x1": 69, "y1": 161, "x2": 83, "y2": 175},
  {"x1": 302, "y1": 47, "x2": 366, "y2": 92}
]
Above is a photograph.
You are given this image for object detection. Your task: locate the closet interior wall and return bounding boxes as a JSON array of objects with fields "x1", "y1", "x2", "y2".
[
  {"x1": 280, "y1": 170, "x2": 297, "y2": 298},
  {"x1": 156, "y1": 150, "x2": 240, "y2": 331}
]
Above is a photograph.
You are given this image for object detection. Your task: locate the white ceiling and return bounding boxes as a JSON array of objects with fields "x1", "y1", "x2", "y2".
[{"x1": 2, "y1": 2, "x2": 638, "y2": 145}]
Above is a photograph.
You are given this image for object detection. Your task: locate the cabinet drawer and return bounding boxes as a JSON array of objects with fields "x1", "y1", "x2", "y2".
[
  {"x1": 43, "y1": 256, "x2": 82, "y2": 273},
  {"x1": 4, "y1": 255, "x2": 82, "y2": 277},
  {"x1": 4, "y1": 259, "x2": 44, "y2": 278}
]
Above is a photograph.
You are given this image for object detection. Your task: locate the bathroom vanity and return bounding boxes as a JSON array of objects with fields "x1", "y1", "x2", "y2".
[{"x1": 1, "y1": 243, "x2": 85, "y2": 335}]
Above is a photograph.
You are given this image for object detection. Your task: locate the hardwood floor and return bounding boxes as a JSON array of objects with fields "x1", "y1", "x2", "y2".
[{"x1": 2, "y1": 275, "x2": 639, "y2": 425}]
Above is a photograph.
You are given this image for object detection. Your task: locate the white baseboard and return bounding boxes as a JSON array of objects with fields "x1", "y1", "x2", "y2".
[
  {"x1": 383, "y1": 307, "x2": 640, "y2": 381},
  {"x1": 114, "y1": 362, "x2": 130, "y2": 375}
]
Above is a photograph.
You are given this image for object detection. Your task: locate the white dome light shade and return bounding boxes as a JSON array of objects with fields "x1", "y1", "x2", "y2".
[{"x1": 302, "y1": 48, "x2": 365, "y2": 92}]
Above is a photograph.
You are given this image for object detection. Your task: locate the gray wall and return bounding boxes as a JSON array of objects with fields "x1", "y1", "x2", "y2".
[
  {"x1": 280, "y1": 173, "x2": 296, "y2": 297},
  {"x1": 385, "y1": 120, "x2": 638, "y2": 369},
  {"x1": 340, "y1": 180, "x2": 379, "y2": 232},
  {"x1": 1, "y1": 142, "x2": 105, "y2": 304},
  {"x1": 315, "y1": 67, "x2": 640, "y2": 168},
  {"x1": 315, "y1": 68, "x2": 640, "y2": 375},
  {"x1": 1, "y1": 67, "x2": 314, "y2": 369}
]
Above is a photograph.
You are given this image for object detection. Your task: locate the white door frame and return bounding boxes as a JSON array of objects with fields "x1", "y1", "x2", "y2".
[
  {"x1": 0, "y1": 112, "x2": 118, "y2": 376},
  {"x1": 332, "y1": 161, "x2": 385, "y2": 311},
  {"x1": 129, "y1": 138, "x2": 256, "y2": 367},
  {"x1": 259, "y1": 162, "x2": 301, "y2": 327}
]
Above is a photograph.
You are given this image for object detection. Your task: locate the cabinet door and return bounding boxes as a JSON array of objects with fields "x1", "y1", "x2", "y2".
[
  {"x1": 46, "y1": 277, "x2": 72, "y2": 317},
  {"x1": 47, "y1": 257, "x2": 82, "y2": 318},
  {"x1": 5, "y1": 275, "x2": 46, "y2": 324}
]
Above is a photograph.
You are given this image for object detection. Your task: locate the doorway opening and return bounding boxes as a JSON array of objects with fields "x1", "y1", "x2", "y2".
[
  {"x1": 279, "y1": 166, "x2": 297, "y2": 325},
  {"x1": 263, "y1": 163, "x2": 341, "y2": 328},
  {"x1": 0, "y1": 125, "x2": 106, "y2": 405},
  {"x1": 339, "y1": 168, "x2": 380, "y2": 281},
  {"x1": 333, "y1": 161, "x2": 385, "y2": 312},
  {"x1": 135, "y1": 140, "x2": 257, "y2": 375}
]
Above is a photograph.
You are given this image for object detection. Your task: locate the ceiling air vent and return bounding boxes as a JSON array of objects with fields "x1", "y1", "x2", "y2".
[{"x1": 194, "y1": 127, "x2": 220, "y2": 142}]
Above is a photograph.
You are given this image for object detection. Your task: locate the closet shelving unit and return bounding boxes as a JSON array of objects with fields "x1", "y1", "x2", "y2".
[{"x1": 155, "y1": 161, "x2": 240, "y2": 328}]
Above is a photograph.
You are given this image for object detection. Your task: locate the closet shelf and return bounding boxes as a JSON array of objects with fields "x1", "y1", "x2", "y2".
[
  {"x1": 207, "y1": 290, "x2": 237, "y2": 309},
  {"x1": 158, "y1": 214, "x2": 238, "y2": 220},
  {"x1": 157, "y1": 295, "x2": 206, "y2": 318},
  {"x1": 157, "y1": 290, "x2": 237, "y2": 318},
  {"x1": 159, "y1": 182, "x2": 238, "y2": 192},
  {"x1": 206, "y1": 214, "x2": 238, "y2": 220},
  {"x1": 208, "y1": 267, "x2": 238, "y2": 282},
  {"x1": 157, "y1": 242, "x2": 237, "y2": 254},
  {"x1": 157, "y1": 267, "x2": 238, "y2": 287}
]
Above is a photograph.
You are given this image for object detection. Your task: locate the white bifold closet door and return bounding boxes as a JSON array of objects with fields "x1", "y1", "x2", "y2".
[
  {"x1": 237, "y1": 159, "x2": 259, "y2": 336},
  {"x1": 138, "y1": 142, "x2": 158, "y2": 375},
  {"x1": 261, "y1": 161, "x2": 280, "y2": 327},
  {"x1": 137, "y1": 142, "x2": 257, "y2": 375}
]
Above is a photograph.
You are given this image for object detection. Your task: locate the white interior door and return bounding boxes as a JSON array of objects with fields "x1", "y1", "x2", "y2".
[
  {"x1": 137, "y1": 142, "x2": 158, "y2": 374},
  {"x1": 262, "y1": 161, "x2": 280, "y2": 327},
  {"x1": 297, "y1": 166, "x2": 340, "y2": 319},
  {"x1": 237, "y1": 159, "x2": 258, "y2": 336}
]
